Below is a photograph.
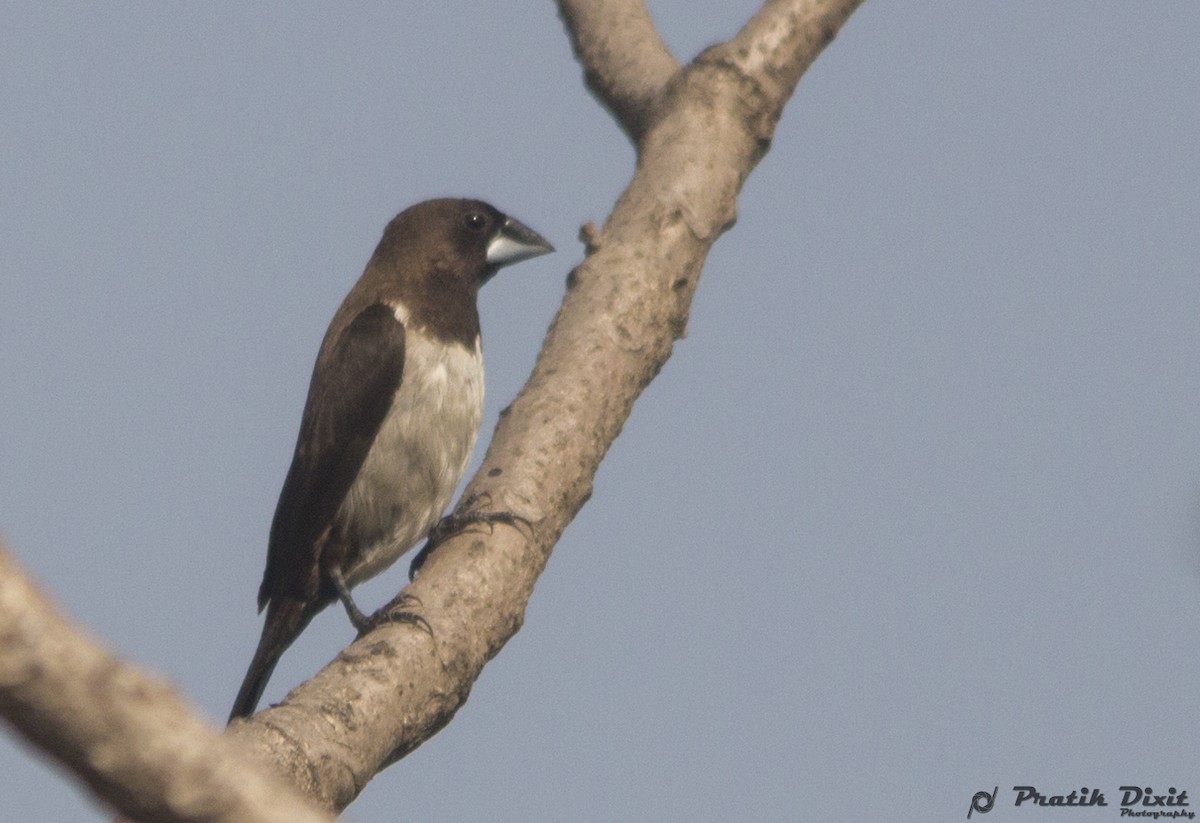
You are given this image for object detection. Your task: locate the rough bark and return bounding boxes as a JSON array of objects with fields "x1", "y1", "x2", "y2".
[{"x1": 0, "y1": 547, "x2": 331, "y2": 823}]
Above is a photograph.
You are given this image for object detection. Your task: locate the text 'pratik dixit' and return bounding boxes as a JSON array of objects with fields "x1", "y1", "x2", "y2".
[{"x1": 968, "y1": 785, "x2": 1192, "y2": 819}]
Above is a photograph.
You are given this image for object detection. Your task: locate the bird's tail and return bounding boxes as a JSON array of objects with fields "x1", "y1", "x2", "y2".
[{"x1": 228, "y1": 597, "x2": 313, "y2": 723}]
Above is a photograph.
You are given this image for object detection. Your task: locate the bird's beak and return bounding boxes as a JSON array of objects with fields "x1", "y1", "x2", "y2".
[{"x1": 485, "y1": 215, "x2": 555, "y2": 267}]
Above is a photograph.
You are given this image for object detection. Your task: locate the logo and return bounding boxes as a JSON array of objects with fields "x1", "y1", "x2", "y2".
[
  {"x1": 969, "y1": 787, "x2": 998, "y2": 818},
  {"x1": 965, "y1": 785, "x2": 1192, "y2": 819}
]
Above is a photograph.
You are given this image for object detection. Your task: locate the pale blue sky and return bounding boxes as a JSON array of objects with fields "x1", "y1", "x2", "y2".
[{"x1": 2, "y1": 3, "x2": 1199, "y2": 821}]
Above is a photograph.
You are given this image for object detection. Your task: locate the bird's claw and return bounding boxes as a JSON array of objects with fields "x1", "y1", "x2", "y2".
[
  {"x1": 356, "y1": 592, "x2": 431, "y2": 638},
  {"x1": 409, "y1": 506, "x2": 532, "y2": 579}
]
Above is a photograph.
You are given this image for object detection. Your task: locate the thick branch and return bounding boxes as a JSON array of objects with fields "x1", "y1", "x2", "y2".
[
  {"x1": 225, "y1": 0, "x2": 863, "y2": 814},
  {"x1": 555, "y1": 0, "x2": 679, "y2": 138},
  {"x1": 735, "y1": 0, "x2": 858, "y2": 94},
  {"x1": 0, "y1": 546, "x2": 331, "y2": 823}
]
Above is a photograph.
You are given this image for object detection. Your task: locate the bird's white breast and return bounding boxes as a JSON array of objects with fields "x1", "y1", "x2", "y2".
[{"x1": 340, "y1": 316, "x2": 484, "y2": 587}]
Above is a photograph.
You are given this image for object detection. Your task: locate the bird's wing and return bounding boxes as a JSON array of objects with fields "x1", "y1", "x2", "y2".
[{"x1": 258, "y1": 302, "x2": 406, "y2": 611}]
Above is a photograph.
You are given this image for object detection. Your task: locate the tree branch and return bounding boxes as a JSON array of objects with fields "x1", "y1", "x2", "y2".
[
  {"x1": 555, "y1": 0, "x2": 679, "y2": 139},
  {"x1": 0, "y1": 545, "x2": 331, "y2": 823},
  {"x1": 224, "y1": 0, "x2": 864, "y2": 814}
]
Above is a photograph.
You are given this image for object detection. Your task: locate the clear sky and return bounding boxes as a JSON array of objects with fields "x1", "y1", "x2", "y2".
[{"x1": 2, "y1": 3, "x2": 1199, "y2": 821}]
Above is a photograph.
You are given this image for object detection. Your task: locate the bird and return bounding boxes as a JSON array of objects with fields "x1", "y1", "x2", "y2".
[{"x1": 228, "y1": 198, "x2": 553, "y2": 721}]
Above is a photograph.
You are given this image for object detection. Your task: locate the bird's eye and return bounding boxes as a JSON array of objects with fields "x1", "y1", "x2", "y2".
[{"x1": 462, "y1": 211, "x2": 488, "y2": 233}]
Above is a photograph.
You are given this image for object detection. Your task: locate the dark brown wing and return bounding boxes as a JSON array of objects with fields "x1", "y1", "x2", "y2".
[{"x1": 257, "y1": 302, "x2": 405, "y2": 611}]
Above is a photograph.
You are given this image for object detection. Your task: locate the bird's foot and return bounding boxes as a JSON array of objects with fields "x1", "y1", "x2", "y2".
[
  {"x1": 356, "y1": 591, "x2": 432, "y2": 639},
  {"x1": 409, "y1": 501, "x2": 531, "y2": 579},
  {"x1": 428, "y1": 508, "x2": 530, "y2": 546},
  {"x1": 329, "y1": 567, "x2": 431, "y2": 637},
  {"x1": 329, "y1": 566, "x2": 371, "y2": 631}
]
